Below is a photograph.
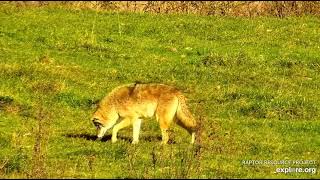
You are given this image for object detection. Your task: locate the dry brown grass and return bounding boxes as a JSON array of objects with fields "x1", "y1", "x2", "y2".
[{"x1": 7, "y1": 1, "x2": 320, "y2": 17}]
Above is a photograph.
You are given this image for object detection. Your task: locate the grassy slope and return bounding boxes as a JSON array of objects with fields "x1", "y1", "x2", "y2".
[{"x1": 0, "y1": 5, "x2": 319, "y2": 178}]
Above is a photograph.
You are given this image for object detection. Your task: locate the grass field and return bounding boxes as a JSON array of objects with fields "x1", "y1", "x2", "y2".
[{"x1": 0, "y1": 4, "x2": 319, "y2": 178}]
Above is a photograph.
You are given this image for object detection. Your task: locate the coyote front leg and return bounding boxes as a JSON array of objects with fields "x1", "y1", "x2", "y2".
[{"x1": 112, "y1": 118, "x2": 131, "y2": 143}]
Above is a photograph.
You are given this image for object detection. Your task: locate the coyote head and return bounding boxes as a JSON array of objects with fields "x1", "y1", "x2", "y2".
[
  {"x1": 91, "y1": 116, "x2": 108, "y2": 141},
  {"x1": 91, "y1": 109, "x2": 119, "y2": 141}
]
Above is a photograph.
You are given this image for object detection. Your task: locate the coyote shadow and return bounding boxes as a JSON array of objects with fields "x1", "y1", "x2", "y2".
[
  {"x1": 63, "y1": 133, "x2": 131, "y2": 142},
  {"x1": 64, "y1": 133, "x2": 175, "y2": 144}
]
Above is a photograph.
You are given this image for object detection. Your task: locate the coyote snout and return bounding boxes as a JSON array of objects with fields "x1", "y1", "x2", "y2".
[{"x1": 90, "y1": 83, "x2": 197, "y2": 144}]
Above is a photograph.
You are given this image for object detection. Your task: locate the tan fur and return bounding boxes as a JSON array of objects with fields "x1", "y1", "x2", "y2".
[{"x1": 91, "y1": 83, "x2": 197, "y2": 144}]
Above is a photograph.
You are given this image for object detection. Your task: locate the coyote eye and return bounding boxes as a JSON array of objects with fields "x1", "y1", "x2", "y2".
[{"x1": 92, "y1": 118, "x2": 103, "y2": 129}]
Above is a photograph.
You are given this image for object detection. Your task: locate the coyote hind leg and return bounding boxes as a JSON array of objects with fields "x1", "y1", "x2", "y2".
[
  {"x1": 156, "y1": 96, "x2": 179, "y2": 144},
  {"x1": 132, "y1": 118, "x2": 142, "y2": 144}
]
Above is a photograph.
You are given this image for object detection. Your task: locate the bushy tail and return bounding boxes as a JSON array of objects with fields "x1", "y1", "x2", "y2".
[{"x1": 176, "y1": 93, "x2": 197, "y2": 134}]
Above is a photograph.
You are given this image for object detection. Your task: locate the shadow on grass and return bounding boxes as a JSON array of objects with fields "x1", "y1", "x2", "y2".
[
  {"x1": 63, "y1": 133, "x2": 175, "y2": 144},
  {"x1": 63, "y1": 133, "x2": 127, "y2": 142}
]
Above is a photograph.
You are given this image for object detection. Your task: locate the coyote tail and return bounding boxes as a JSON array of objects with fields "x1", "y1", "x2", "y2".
[{"x1": 176, "y1": 93, "x2": 197, "y2": 134}]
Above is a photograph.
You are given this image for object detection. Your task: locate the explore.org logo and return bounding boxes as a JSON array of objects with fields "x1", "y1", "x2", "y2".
[
  {"x1": 241, "y1": 159, "x2": 317, "y2": 174},
  {"x1": 275, "y1": 167, "x2": 317, "y2": 174}
]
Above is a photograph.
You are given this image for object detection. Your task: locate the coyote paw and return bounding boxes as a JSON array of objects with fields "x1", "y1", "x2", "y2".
[
  {"x1": 161, "y1": 141, "x2": 168, "y2": 145},
  {"x1": 132, "y1": 140, "x2": 139, "y2": 144},
  {"x1": 111, "y1": 138, "x2": 117, "y2": 143}
]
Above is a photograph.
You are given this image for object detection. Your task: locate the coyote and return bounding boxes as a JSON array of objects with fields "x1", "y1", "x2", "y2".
[{"x1": 91, "y1": 83, "x2": 197, "y2": 144}]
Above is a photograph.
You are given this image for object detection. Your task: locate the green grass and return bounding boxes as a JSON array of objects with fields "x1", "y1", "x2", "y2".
[{"x1": 0, "y1": 4, "x2": 320, "y2": 178}]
